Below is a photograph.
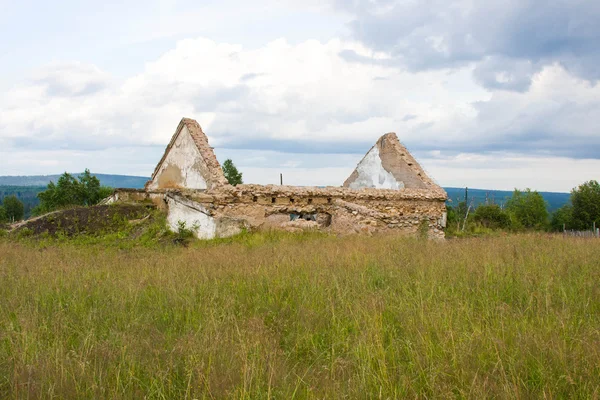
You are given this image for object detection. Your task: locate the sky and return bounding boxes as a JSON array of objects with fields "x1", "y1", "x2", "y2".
[{"x1": 1, "y1": 0, "x2": 599, "y2": 192}]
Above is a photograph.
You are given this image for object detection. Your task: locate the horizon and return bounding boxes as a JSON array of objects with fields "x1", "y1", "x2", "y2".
[
  {"x1": 1, "y1": 1, "x2": 599, "y2": 192},
  {"x1": 0, "y1": 170, "x2": 576, "y2": 194}
]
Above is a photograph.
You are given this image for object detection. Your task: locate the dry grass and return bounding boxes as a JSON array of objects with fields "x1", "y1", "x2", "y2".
[{"x1": 0, "y1": 233, "x2": 599, "y2": 399}]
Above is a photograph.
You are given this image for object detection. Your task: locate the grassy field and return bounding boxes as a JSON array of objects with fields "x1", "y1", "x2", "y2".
[{"x1": 0, "y1": 233, "x2": 599, "y2": 399}]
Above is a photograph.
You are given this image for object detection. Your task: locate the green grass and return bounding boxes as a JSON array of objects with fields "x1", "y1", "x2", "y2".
[{"x1": 0, "y1": 233, "x2": 599, "y2": 398}]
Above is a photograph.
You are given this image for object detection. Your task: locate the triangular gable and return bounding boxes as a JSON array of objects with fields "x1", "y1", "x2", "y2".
[
  {"x1": 146, "y1": 118, "x2": 228, "y2": 190},
  {"x1": 343, "y1": 132, "x2": 439, "y2": 190}
]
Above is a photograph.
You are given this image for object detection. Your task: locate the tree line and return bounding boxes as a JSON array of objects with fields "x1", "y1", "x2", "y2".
[
  {"x1": 0, "y1": 170, "x2": 112, "y2": 224},
  {"x1": 447, "y1": 180, "x2": 600, "y2": 235}
]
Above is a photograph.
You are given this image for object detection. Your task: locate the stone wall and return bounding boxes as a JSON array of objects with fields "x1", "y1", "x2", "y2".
[{"x1": 111, "y1": 184, "x2": 447, "y2": 240}]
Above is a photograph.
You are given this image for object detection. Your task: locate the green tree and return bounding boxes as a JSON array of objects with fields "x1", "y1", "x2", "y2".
[
  {"x1": 473, "y1": 204, "x2": 511, "y2": 229},
  {"x1": 222, "y1": 159, "x2": 243, "y2": 186},
  {"x1": 3, "y1": 195, "x2": 25, "y2": 222},
  {"x1": 77, "y1": 169, "x2": 113, "y2": 205},
  {"x1": 0, "y1": 205, "x2": 6, "y2": 223},
  {"x1": 34, "y1": 169, "x2": 113, "y2": 215},
  {"x1": 506, "y1": 189, "x2": 549, "y2": 230},
  {"x1": 550, "y1": 204, "x2": 573, "y2": 232},
  {"x1": 570, "y1": 180, "x2": 600, "y2": 230}
]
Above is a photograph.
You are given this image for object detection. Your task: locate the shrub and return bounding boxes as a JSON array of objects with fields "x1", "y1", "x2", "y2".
[
  {"x1": 506, "y1": 189, "x2": 549, "y2": 230},
  {"x1": 473, "y1": 204, "x2": 511, "y2": 229}
]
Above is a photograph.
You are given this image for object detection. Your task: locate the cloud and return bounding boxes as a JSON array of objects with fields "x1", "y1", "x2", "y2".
[
  {"x1": 31, "y1": 62, "x2": 110, "y2": 97},
  {"x1": 1, "y1": 36, "x2": 599, "y2": 192},
  {"x1": 336, "y1": 0, "x2": 600, "y2": 91}
]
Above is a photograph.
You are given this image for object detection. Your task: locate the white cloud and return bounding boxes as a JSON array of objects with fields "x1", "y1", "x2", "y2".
[{"x1": 1, "y1": 35, "x2": 599, "y2": 191}]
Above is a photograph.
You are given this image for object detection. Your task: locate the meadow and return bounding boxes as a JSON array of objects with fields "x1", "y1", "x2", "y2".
[{"x1": 0, "y1": 233, "x2": 599, "y2": 399}]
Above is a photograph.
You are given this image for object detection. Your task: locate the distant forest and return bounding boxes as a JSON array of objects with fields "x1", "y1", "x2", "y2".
[{"x1": 444, "y1": 188, "x2": 570, "y2": 212}]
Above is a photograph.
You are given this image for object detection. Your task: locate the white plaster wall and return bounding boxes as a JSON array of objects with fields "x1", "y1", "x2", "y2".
[
  {"x1": 166, "y1": 197, "x2": 216, "y2": 239},
  {"x1": 349, "y1": 146, "x2": 405, "y2": 190},
  {"x1": 148, "y1": 126, "x2": 208, "y2": 190}
]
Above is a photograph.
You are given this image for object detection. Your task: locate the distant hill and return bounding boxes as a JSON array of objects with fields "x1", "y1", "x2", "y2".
[
  {"x1": 0, "y1": 174, "x2": 571, "y2": 216},
  {"x1": 0, "y1": 173, "x2": 148, "y2": 189},
  {"x1": 444, "y1": 187, "x2": 570, "y2": 212}
]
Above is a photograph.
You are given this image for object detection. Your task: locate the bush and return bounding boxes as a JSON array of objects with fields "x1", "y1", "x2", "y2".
[
  {"x1": 473, "y1": 204, "x2": 511, "y2": 229},
  {"x1": 506, "y1": 189, "x2": 549, "y2": 230}
]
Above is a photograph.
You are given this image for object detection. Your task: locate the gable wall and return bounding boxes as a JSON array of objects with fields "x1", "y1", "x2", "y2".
[
  {"x1": 346, "y1": 146, "x2": 405, "y2": 190},
  {"x1": 147, "y1": 125, "x2": 208, "y2": 190}
]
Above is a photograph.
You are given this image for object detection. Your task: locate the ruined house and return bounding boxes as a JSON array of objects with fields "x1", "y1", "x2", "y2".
[{"x1": 107, "y1": 118, "x2": 448, "y2": 239}]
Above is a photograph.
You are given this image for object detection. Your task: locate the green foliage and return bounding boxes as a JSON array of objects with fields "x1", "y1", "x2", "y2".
[
  {"x1": 0, "y1": 205, "x2": 6, "y2": 223},
  {"x1": 0, "y1": 185, "x2": 45, "y2": 218},
  {"x1": 222, "y1": 159, "x2": 243, "y2": 186},
  {"x1": 473, "y1": 204, "x2": 511, "y2": 229},
  {"x1": 570, "y1": 180, "x2": 600, "y2": 230},
  {"x1": 551, "y1": 204, "x2": 573, "y2": 232},
  {"x1": 34, "y1": 169, "x2": 113, "y2": 215},
  {"x1": 506, "y1": 189, "x2": 549, "y2": 230},
  {"x1": 445, "y1": 202, "x2": 468, "y2": 235},
  {"x1": 2, "y1": 195, "x2": 25, "y2": 222}
]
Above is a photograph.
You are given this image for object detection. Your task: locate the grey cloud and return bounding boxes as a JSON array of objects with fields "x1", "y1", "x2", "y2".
[
  {"x1": 401, "y1": 114, "x2": 417, "y2": 121},
  {"x1": 240, "y1": 73, "x2": 267, "y2": 81},
  {"x1": 337, "y1": 0, "x2": 600, "y2": 90},
  {"x1": 472, "y1": 56, "x2": 542, "y2": 92}
]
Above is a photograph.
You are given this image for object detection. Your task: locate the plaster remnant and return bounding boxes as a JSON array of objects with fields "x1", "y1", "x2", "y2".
[{"x1": 347, "y1": 146, "x2": 405, "y2": 190}]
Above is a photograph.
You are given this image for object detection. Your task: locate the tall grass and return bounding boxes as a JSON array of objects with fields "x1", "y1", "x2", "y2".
[{"x1": 0, "y1": 233, "x2": 599, "y2": 398}]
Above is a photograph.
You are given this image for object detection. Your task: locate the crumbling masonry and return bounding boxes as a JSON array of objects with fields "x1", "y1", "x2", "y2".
[{"x1": 107, "y1": 118, "x2": 448, "y2": 239}]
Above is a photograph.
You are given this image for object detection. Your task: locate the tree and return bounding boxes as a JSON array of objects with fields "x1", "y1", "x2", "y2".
[
  {"x1": 0, "y1": 205, "x2": 6, "y2": 223},
  {"x1": 473, "y1": 204, "x2": 511, "y2": 229},
  {"x1": 77, "y1": 169, "x2": 113, "y2": 205},
  {"x1": 505, "y1": 189, "x2": 549, "y2": 230},
  {"x1": 222, "y1": 159, "x2": 243, "y2": 186},
  {"x1": 570, "y1": 180, "x2": 600, "y2": 230},
  {"x1": 2, "y1": 195, "x2": 25, "y2": 222},
  {"x1": 34, "y1": 169, "x2": 113, "y2": 215},
  {"x1": 551, "y1": 204, "x2": 573, "y2": 231}
]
